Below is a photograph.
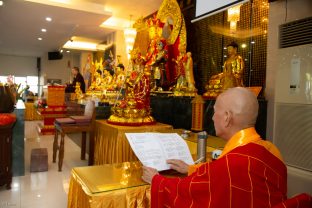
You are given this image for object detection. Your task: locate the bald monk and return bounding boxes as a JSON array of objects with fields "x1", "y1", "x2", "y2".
[{"x1": 142, "y1": 87, "x2": 287, "y2": 208}]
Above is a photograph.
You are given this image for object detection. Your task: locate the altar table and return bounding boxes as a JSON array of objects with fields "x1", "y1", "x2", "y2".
[
  {"x1": 67, "y1": 162, "x2": 150, "y2": 208},
  {"x1": 24, "y1": 102, "x2": 42, "y2": 121},
  {"x1": 93, "y1": 121, "x2": 173, "y2": 165}
]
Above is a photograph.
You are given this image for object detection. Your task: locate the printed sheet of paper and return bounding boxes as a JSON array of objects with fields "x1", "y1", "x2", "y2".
[{"x1": 126, "y1": 133, "x2": 194, "y2": 171}]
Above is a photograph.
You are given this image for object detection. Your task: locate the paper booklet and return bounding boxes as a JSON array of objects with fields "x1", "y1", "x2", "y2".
[{"x1": 126, "y1": 133, "x2": 194, "y2": 171}]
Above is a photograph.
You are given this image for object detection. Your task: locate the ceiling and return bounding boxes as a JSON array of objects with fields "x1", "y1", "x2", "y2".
[{"x1": 0, "y1": 0, "x2": 162, "y2": 57}]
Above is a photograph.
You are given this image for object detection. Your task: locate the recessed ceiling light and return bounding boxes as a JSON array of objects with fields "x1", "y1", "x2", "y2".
[
  {"x1": 66, "y1": 50, "x2": 70, "y2": 53},
  {"x1": 46, "y1": 17, "x2": 52, "y2": 22},
  {"x1": 38, "y1": 38, "x2": 42, "y2": 41},
  {"x1": 0, "y1": 1, "x2": 3, "y2": 6},
  {"x1": 41, "y1": 29, "x2": 47, "y2": 32}
]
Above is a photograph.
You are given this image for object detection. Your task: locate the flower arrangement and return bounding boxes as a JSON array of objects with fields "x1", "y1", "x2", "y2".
[{"x1": 35, "y1": 98, "x2": 47, "y2": 109}]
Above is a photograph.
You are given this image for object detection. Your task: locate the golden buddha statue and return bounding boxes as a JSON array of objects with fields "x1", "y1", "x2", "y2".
[
  {"x1": 204, "y1": 42, "x2": 244, "y2": 98},
  {"x1": 101, "y1": 69, "x2": 113, "y2": 90},
  {"x1": 112, "y1": 66, "x2": 126, "y2": 90},
  {"x1": 75, "y1": 82, "x2": 83, "y2": 99},
  {"x1": 88, "y1": 69, "x2": 103, "y2": 91}
]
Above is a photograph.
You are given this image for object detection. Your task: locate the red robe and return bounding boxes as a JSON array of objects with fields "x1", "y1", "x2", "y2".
[{"x1": 151, "y1": 142, "x2": 287, "y2": 208}]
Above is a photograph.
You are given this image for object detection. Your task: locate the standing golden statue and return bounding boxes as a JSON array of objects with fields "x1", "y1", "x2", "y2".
[
  {"x1": 204, "y1": 42, "x2": 244, "y2": 98},
  {"x1": 184, "y1": 52, "x2": 197, "y2": 92},
  {"x1": 173, "y1": 43, "x2": 197, "y2": 96}
]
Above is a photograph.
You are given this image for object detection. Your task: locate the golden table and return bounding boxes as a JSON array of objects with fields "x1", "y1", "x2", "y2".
[
  {"x1": 67, "y1": 162, "x2": 150, "y2": 208},
  {"x1": 24, "y1": 102, "x2": 42, "y2": 121},
  {"x1": 93, "y1": 120, "x2": 173, "y2": 165}
]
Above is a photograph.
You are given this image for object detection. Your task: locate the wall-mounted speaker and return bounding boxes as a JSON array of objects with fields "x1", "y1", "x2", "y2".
[{"x1": 48, "y1": 51, "x2": 63, "y2": 60}]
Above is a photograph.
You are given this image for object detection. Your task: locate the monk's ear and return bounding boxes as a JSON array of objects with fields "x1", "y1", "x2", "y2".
[{"x1": 224, "y1": 110, "x2": 233, "y2": 127}]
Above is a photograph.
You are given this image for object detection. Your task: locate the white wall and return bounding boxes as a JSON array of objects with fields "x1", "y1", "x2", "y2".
[
  {"x1": 0, "y1": 53, "x2": 37, "y2": 76},
  {"x1": 114, "y1": 30, "x2": 128, "y2": 68},
  {"x1": 40, "y1": 52, "x2": 80, "y2": 85},
  {"x1": 104, "y1": 31, "x2": 128, "y2": 69}
]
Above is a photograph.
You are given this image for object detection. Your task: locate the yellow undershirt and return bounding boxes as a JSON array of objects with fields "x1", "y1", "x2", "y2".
[{"x1": 188, "y1": 127, "x2": 283, "y2": 175}]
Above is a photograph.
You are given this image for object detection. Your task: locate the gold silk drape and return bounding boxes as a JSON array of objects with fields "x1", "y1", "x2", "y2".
[
  {"x1": 67, "y1": 162, "x2": 151, "y2": 208},
  {"x1": 24, "y1": 102, "x2": 42, "y2": 121},
  {"x1": 93, "y1": 120, "x2": 173, "y2": 165}
]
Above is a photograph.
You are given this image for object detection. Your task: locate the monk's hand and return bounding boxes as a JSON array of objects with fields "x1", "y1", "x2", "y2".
[
  {"x1": 167, "y1": 159, "x2": 189, "y2": 174},
  {"x1": 142, "y1": 166, "x2": 159, "y2": 184}
]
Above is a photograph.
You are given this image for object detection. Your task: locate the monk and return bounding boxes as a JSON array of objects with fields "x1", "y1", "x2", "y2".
[{"x1": 142, "y1": 87, "x2": 287, "y2": 208}]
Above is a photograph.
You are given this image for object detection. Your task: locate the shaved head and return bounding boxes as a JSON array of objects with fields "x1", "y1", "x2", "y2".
[{"x1": 213, "y1": 87, "x2": 259, "y2": 140}]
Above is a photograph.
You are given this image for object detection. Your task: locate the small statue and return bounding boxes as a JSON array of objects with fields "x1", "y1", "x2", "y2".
[
  {"x1": 204, "y1": 42, "x2": 244, "y2": 98},
  {"x1": 89, "y1": 69, "x2": 103, "y2": 91},
  {"x1": 173, "y1": 44, "x2": 187, "y2": 93},
  {"x1": 75, "y1": 82, "x2": 83, "y2": 99},
  {"x1": 184, "y1": 52, "x2": 197, "y2": 92},
  {"x1": 101, "y1": 69, "x2": 113, "y2": 90},
  {"x1": 112, "y1": 66, "x2": 126, "y2": 90},
  {"x1": 146, "y1": 38, "x2": 168, "y2": 91},
  {"x1": 173, "y1": 44, "x2": 197, "y2": 96}
]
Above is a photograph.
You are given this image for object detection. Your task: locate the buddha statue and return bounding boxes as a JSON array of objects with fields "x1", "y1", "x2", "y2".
[
  {"x1": 88, "y1": 69, "x2": 103, "y2": 91},
  {"x1": 101, "y1": 69, "x2": 113, "y2": 90},
  {"x1": 75, "y1": 82, "x2": 83, "y2": 99},
  {"x1": 204, "y1": 42, "x2": 244, "y2": 98},
  {"x1": 112, "y1": 66, "x2": 126, "y2": 90}
]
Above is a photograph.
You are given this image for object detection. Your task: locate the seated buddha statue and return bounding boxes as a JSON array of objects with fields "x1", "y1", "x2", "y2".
[
  {"x1": 101, "y1": 69, "x2": 113, "y2": 90},
  {"x1": 112, "y1": 66, "x2": 126, "y2": 90},
  {"x1": 88, "y1": 69, "x2": 103, "y2": 91},
  {"x1": 75, "y1": 82, "x2": 83, "y2": 99},
  {"x1": 204, "y1": 42, "x2": 244, "y2": 98}
]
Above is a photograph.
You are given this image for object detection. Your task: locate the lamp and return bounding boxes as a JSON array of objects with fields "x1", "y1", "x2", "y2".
[
  {"x1": 124, "y1": 15, "x2": 137, "y2": 60},
  {"x1": 227, "y1": 5, "x2": 242, "y2": 31}
]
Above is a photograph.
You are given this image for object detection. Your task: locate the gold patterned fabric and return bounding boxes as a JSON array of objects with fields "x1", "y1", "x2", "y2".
[
  {"x1": 94, "y1": 120, "x2": 173, "y2": 165},
  {"x1": 24, "y1": 102, "x2": 42, "y2": 121},
  {"x1": 67, "y1": 162, "x2": 151, "y2": 208}
]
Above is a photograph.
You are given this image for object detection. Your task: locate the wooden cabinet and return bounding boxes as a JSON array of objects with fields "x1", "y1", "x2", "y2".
[{"x1": 0, "y1": 123, "x2": 14, "y2": 189}]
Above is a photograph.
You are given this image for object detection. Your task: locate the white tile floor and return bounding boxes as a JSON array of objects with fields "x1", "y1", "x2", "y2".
[{"x1": 0, "y1": 121, "x2": 88, "y2": 208}]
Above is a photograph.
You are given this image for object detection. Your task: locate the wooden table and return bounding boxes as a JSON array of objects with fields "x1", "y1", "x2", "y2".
[{"x1": 93, "y1": 120, "x2": 173, "y2": 165}]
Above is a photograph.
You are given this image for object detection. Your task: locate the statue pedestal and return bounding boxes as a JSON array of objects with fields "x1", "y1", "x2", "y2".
[{"x1": 107, "y1": 106, "x2": 155, "y2": 126}]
